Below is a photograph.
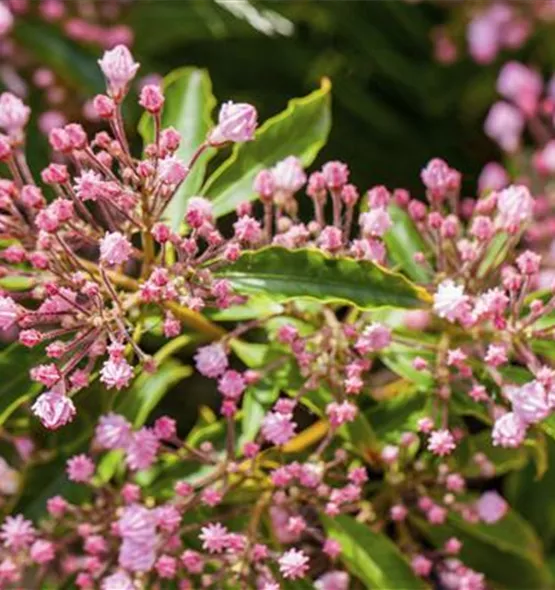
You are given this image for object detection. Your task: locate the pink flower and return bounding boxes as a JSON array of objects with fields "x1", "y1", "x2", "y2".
[
  {"x1": 0, "y1": 93, "x2": 30, "y2": 133},
  {"x1": 0, "y1": 514, "x2": 35, "y2": 549},
  {"x1": 181, "y1": 549, "x2": 203, "y2": 574},
  {"x1": 278, "y1": 548, "x2": 309, "y2": 580},
  {"x1": 101, "y1": 572, "x2": 134, "y2": 590},
  {"x1": 322, "y1": 161, "x2": 349, "y2": 189},
  {"x1": 153, "y1": 416, "x2": 176, "y2": 441},
  {"x1": 484, "y1": 102, "x2": 524, "y2": 152},
  {"x1": 99, "y1": 231, "x2": 132, "y2": 266},
  {"x1": 476, "y1": 491, "x2": 508, "y2": 524},
  {"x1": 428, "y1": 429, "x2": 456, "y2": 456},
  {"x1": 100, "y1": 359, "x2": 133, "y2": 390},
  {"x1": 496, "y1": 185, "x2": 534, "y2": 230},
  {"x1": 253, "y1": 169, "x2": 275, "y2": 198},
  {"x1": 511, "y1": 380, "x2": 550, "y2": 425},
  {"x1": 66, "y1": 454, "x2": 95, "y2": 483},
  {"x1": 0, "y1": 3, "x2": 13, "y2": 37},
  {"x1": 262, "y1": 411, "x2": 296, "y2": 445},
  {"x1": 98, "y1": 45, "x2": 140, "y2": 96},
  {"x1": 125, "y1": 428, "x2": 159, "y2": 471},
  {"x1": 210, "y1": 101, "x2": 257, "y2": 143},
  {"x1": 272, "y1": 156, "x2": 306, "y2": 192},
  {"x1": 497, "y1": 62, "x2": 542, "y2": 115},
  {"x1": 234, "y1": 216, "x2": 262, "y2": 244},
  {"x1": 323, "y1": 538, "x2": 342, "y2": 559},
  {"x1": 411, "y1": 554, "x2": 432, "y2": 577},
  {"x1": 326, "y1": 401, "x2": 357, "y2": 428},
  {"x1": 32, "y1": 392, "x2": 76, "y2": 429},
  {"x1": 478, "y1": 162, "x2": 509, "y2": 193},
  {"x1": 185, "y1": 196, "x2": 213, "y2": 228},
  {"x1": 119, "y1": 538, "x2": 156, "y2": 572},
  {"x1": 199, "y1": 522, "x2": 229, "y2": 553},
  {"x1": 355, "y1": 323, "x2": 391, "y2": 353},
  {"x1": 95, "y1": 413, "x2": 132, "y2": 449},
  {"x1": 421, "y1": 158, "x2": 460, "y2": 201},
  {"x1": 218, "y1": 370, "x2": 246, "y2": 400},
  {"x1": 155, "y1": 555, "x2": 177, "y2": 579},
  {"x1": 158, "y1": 156, "x2": 188, "y2": 184},
  {"x1": 194, "y1": 343, "x2": 228, "y2": 378},
  {"x1": 139, "y1": 84, "x2": 165, "y2": 114},
  {"x1": 492, "y1": 412, "x2": 527, "y2": 448},
  {"x1": 30, "y1": 539, "x2": 55, "y2": 564},
  {"x1": 433, "y1": 280, "x2": 469, "y2": 322},
  {"x1": 0, "y1": 296, "x2": 19, "y2": 330},
  {"x1": 359, "y1": 208, "x2": 392, "y2": 237},
  {"x1": 315, "y1": 571, "x2": 350, "y2": 590}
]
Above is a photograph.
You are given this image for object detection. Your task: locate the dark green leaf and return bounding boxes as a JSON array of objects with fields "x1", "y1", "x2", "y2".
[
  {"x1": 322, "y1": 514, "x2": 428, "y2": 589},
  {"x1": 217, "y1": 247, "x2": 430, "y2": 310},
  {"x1": 115, "y1": 359, "x2": 191, "y2": 427},
  {"x1": 412, "y1": 509, "x2": 550, "y2": 589},
  {"x1": 202, "y1": 79, "x2": 332, "y2": 218}
]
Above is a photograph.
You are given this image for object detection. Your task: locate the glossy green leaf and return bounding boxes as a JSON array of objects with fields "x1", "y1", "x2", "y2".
[
  {"x1": 384, "y1": 205, "x2": 432, "y2": 282},
  {"x1": 115, "y1": 359, "x2": 191, "y2": 427},
  {"x1": 202, "y1": 79, "x2": 332, "y2": 218},
  {"x1": 139, "y1": 67, "x2": 217, "y2": 230},
  {"x1": 217, "y1": 247, "x2": 430, "y2": 310},
  {"x1": 454, "y1": 430, "x2": 528, "y2": 478},
  {"x1": 367, "y1": 390, "x2": 426, "y2": 438},
  {"x1": 322, "y1": 514, "x2": 428, "y2": 589},
  {"x1": 412, "y1": 508, "x2": 550, "y2": 589},
  {"x1": 380, "y1": 342, "x2": 434, "y2": 390}
]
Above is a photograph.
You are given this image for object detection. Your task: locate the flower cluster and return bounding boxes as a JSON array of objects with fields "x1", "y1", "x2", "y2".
[{"x1": 0, "y1": 41, "x2": 553, "y2": 589}]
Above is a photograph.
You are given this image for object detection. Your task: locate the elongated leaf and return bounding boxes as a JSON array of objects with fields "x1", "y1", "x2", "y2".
[
  {"x1": 412, "y1": 509, "x2": 551, "y2": 589},
  {"x1": 217, "y1": 247, "x2": 430, "y2": 309},
  {"x1": 380, "y1": 342, "x2": 435, "y2": 390},
  {"x1": 322, "y1": 515, "x2": 428, "y2": 589},
  {"x1": 139, "y1": 67, "x2": 217, "y2": 230},
  {"x1": 115, "y1": 359, "x2": 191, "y2": 427},
  {"x1": 202, "y1": 79, "x2": 332, "y2": 218},
  {"x1": 505, "y1": 437, "x2": 555, "y2": 553},
  {"x1": 385, "y1": 205, "x2": 432, "y2": 282}
]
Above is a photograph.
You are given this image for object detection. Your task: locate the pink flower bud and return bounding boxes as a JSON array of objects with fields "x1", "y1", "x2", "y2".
[
  {"x1": 158, "y1": 156, "x2": 188, "y2": 184},
  {"x1": 139, "y1": 84, "x2": 165, "y2": 114},
  {"x1": 93, "y1": 94, "x2": 115, "y2": 118},
  {"x1": 210, "y1": 101, "x2": 257, "y2": 144},
  {"x1": 41, "y1": 163, "x2": 69, "y2": 184},
  {"x1": 31, "y1": 391, "x2": 76, "y2": 429},
  {"x1": 97, "y1": 45, "x2": 140, "y2": 97},
  {"x1": 99, "y1": 231, "x2": 132, "y2": 266},
  {"x1": 0, "y1": 93, "x2": 30, "y2": 134}
]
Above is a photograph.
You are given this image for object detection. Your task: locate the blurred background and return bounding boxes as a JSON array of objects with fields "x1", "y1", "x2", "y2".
[{"x1": 5, "y1": 0, "x2": 552, "y2": 195}]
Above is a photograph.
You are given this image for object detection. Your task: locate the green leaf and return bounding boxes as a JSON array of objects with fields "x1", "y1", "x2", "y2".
[
  {"x1": 367, "y1": 390, "x2": 426, "y2": 438},
  {"x1": 412, "y1": 508, "x2": 551, "y2": 589},
  {"x1": 454, "y1": 430, "x2": 528, "y2": 478},
  {"x1": 202, "y1": 79, "x2": 332, "y2": 218},
  {"x1": 380, "y1": 342, "x2": 434, "y2": 390},
  {"x1": 505, "y1": 436, "x2": 555, "y2": 553},
  {"x1": 217, "y1": 247, "x2": 430, "y2": 310},
  {"x1": 322, "y1": 514, "x2": 428, "y2": 589},
  {"x1": 384, "y1": 205, "x2": 432, "y2": 282},
  {"x1": 139, "y1": 67, "x2": 217, "y2": 230},
  {"x1": 0, "y1": 344, "x2": 42, "y2": 425},
  {"x1": 115, "y1": 359, "x2": 192, "y2": 427}
]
